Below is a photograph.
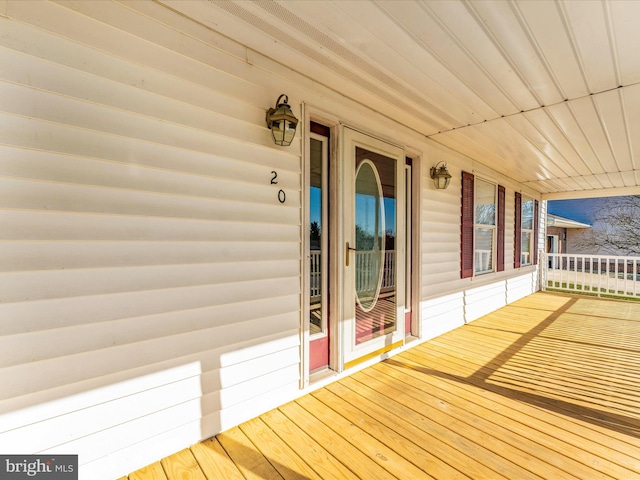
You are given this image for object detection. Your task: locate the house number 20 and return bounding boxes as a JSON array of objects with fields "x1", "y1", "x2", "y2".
[{"x1": 271, "y1": 171, "x2": 286, "y2": 203}]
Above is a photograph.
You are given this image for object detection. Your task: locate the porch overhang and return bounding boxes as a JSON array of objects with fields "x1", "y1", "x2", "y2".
[{"x1": 164, "y1": 0, "x2": 640, "y2": 200}]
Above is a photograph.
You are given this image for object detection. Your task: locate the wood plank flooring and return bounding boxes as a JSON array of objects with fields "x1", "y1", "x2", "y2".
[{"x1": 126, "y1": 292, "x2": 640, "y2": 479}]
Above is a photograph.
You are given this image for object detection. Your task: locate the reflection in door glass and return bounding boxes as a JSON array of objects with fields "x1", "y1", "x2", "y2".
[
  {"x1": 309, "y1": 138, "x2": 324, "y2": 335},
  {"x1": 355, "y1": 160, "x2": 384, "y2": 311},
  {"x1": 355, "y1": 147, "x2": 396, "y2": 344}
]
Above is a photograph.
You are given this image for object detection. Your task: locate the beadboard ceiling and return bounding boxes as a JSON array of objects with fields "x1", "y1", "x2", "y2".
[{"x1": 163, "y1": 0, "x2": 640, "y2": 199}]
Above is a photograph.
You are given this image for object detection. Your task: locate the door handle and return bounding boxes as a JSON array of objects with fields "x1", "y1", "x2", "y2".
[{"x1": 346, "y1": 241, "x2": 357, "y2": 267}]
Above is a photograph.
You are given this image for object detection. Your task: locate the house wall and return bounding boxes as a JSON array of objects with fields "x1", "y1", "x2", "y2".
[
  {"x1": 567, "y1": 228, "x2": 611, "y2": 255},
  {"x1": 420, "y1": 154, "x2": 540, "y2": 339},
  {"x1": 547, "y1": 226, "x2": 567, "y2": 253},
  {"x1": 547, "y1": 226, "x2": 600, "y2": 255},
  {"x1": 567, "y1": 229, "x2": 590, "y2": 254},
  {"x1": 0, "y1": 2, "x2": 542, "y2": 478}
]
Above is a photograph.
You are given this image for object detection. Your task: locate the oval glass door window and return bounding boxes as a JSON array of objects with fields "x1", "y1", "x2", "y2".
[{"x1": 355, "y1": 159, "x2": 385, "y2": 312}]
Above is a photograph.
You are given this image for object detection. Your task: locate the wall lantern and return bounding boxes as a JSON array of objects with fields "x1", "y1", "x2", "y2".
[
  {"x1": 265, "y1": 94, "x2": 298, "y2": 146},
  {"x1": 430, "y1": 161, "x2": 452, "y2": 190}
]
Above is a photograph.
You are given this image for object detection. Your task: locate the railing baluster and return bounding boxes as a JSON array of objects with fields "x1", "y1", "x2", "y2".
[{"x1": 543, "y1": 252, "x2": 640, "y2": 300}]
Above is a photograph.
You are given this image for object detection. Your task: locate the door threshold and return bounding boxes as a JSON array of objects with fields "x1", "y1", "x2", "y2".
[{"x1": 309, "y1": 367, "x2": 337, "y2": 384}]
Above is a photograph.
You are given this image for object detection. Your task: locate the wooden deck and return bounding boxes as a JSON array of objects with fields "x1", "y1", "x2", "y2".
[{"x1": 124, "y1": 292, "x2": 640, "y2": 479}]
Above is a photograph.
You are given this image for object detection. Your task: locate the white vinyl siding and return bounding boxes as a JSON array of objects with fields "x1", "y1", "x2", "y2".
[
  {"x1": 421, "y1": 177, "x2": 461, "y2": 299},
  {"x1": 507, "y1": 272, "x2": 540, "y2": 304},
  {"x1": 0, "y1": 2, "x2": 301, "y2": 478}
]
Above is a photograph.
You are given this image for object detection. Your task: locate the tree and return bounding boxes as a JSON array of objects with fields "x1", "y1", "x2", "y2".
[
  {"x1": 355, "y1": 224, "x2": 374, "y2": 250},
  {"x1": 309, "y1": 221, "x2": 321, "y2": 249},
  {"x1": 573, "y1": 196, "x2": 640, "y2": 256}
]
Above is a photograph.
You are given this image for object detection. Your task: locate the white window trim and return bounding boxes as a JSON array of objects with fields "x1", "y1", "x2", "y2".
[{"x1": 473, "y1": 177, "x2": 497, "y2": 275}]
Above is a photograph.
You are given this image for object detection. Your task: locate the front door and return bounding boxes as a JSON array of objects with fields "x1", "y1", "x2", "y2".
[{"x1": 342, "y1": 128, "x2": 405, "y2": 369}]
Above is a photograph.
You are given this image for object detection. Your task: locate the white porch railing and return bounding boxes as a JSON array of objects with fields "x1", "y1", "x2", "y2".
[
  {"x1": 310, "y1": 250, "x2": 396, "y2": 298},
  {"x1": 542, "y1": 253, "x2": 640, "y2": 299},
  {"x1": 310, "y1": 250, "x2": 323, "y2": 298}
]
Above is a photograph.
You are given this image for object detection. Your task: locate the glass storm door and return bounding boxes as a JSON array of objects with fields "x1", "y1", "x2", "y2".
[{"x1": 342, "y1": 128, "x2": 405, "y2": 369}]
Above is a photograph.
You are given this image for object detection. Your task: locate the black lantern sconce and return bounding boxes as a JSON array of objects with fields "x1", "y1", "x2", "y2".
[
  {"x1": 430, "y1": 161, "x2": 452, "y2": 190},
  {"x1": 265, "y1": 94, "x2": 299, "y2": 146}
]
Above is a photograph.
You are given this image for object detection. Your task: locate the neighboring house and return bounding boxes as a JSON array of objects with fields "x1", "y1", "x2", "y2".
[
  {"x1": 2, "y1": 2, "x2": 640, "y2": 480},
  {"x1": 548, "y1": 196, "x2": 640, "y2": 256},
  {"x1": 546, "y1": 213, "x2": 591, "y2": 256}
]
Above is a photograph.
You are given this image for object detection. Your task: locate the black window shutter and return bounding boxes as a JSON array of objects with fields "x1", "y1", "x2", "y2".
[
  {"x1": 497, "y1": 185, "x2": 505, "y2": 272},
  {"x1": 461, "y1": 171, "x2": 474, "y2": 278}
]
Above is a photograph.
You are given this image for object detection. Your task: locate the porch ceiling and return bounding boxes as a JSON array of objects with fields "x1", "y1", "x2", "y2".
[{"x1": 162, "y1": 0, "x2": 640, "y2": 199}]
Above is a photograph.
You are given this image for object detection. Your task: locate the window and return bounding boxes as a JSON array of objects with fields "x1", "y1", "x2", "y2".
[
  {"x1": 521, "y1": 196, "x2": 534, "y2": 266},
  {"x1": 461, "y1": 172, "x2": 505, "y2": 278},
  {"x1": 474, "y1": 178, "x2": 497, "y2": 274},
  {"x1": 514, "y1": 192, "x2": 539, "y2": 269}
]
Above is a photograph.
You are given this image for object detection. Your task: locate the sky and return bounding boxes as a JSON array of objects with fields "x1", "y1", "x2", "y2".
[
  {"x1": 546, "y1": 198, "x2": 605, "y2": 224},
  {"x1": 310, "y1": 187, "x2": 397, "y2": 236}
]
